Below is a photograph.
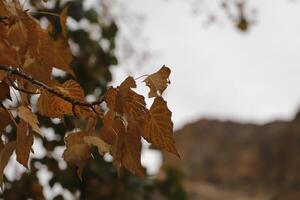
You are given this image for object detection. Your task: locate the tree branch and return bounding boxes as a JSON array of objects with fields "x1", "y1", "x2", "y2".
[{"x1": 0, "y1": 65, "x2": 104, "y2": 110}]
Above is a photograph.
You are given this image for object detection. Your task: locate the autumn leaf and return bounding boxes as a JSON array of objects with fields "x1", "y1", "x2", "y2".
[
  {"x1": 0, "y1": 39, "x2": 22, "y2": 68},
  {"x1": 143, "y1": 97, "x2": 179, "y2": 157},
  {"x1": 16, "y1": 120, "x2": 33, "y2": 168},
  {"x1": 16, "y1": 7, "x2": 74, "y2": 77},
  {"x1": 121, "y1": 122, "x2": 144, "y2": 178},
  {"x1": 17, "y1": 106, "x2": 42, "y2": 135},
  {"x1": 144, "y1": 65, "x2": 171, "y2": 98},
  {"x1": 0, "y1": 82, "x2": 10, "y2": 101},
  {"x1": 0, "y1": 72, "x2": 6, "y2": 82},
  {"x1": 0, "y1": 107, "x2": 11, "y2": 131},
  {"x1": 0, "y1": 0, "x2": 178, "y2": 181},
  {"x1": 122, "y1": 90, "x2": 147, "y2": 125},
  {"x1": 0, "y1": 141, "x2": 16, "y2": 187},
  {"x1": 37, "y1": 80, "x2": 85, "y2": 118},
  {"x1": 60, "y1": 6, "x2": 69, "y2": 38},
  {"x1": 104, "y1": 77, "x2": 147, "y2": 122},
  {"x1": 63, "y1": 132, "x2": 92, "y2": 179},
  {"x1": 119, "y1": 76, "x2": 137, "y2": 91},
  {"x1": 83, "y1": 136, "x2": 111, "y2": 155}
]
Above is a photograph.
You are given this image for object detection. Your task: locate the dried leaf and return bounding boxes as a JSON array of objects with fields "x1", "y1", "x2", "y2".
[
  {"x1": 121, "y1": 123, "x2": 144, "y2": 178},
  {"x1": 0, "y1": 72, "x2": 6, "y2": 82},
  {"x1": 17, "y1": 106, "x2": 42, "y2": 134},
  {"x1": 0, "y1": 141, "x2": 16, "y2": 187},
  {"x1": 63, "y1": 132, "x2": 92, "y2": 179},
  {"x1": 119, "y1": 76, "x2": 136, "y2": 91},
  {"x1": 16, "y1": 7, "x2": 74, "y2": 77},
  {"x1": 144, "y1": 65, "x2": 171, "y2": 98},
  {"x1": 37, "y1": 80, "x2": 85, "y2": 118},
  {"x1": 16, "y1": 120, "x2": 33, "y2": 168},
  {"x1": 60, "y1": 6, "x2": 69, "y2": 38},
  {"x1": 143, "y1": 97, "x2": 179, "y2": 157},
  {"x1": 99, "y1": 111, "x2": 125, "y2": 174},
  {"x1": 0, "y1": 107, "x2": 11, "y2": 131},
  {"x1": 0, "y1": 82, "x2": 10, "y2": 101},
  {"x1": 83, "y1": 136, "x2": 111, "y2": 155}
]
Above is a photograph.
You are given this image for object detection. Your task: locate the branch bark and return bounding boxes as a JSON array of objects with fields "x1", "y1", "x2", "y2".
[{"x1": 0, "y1": 64, "x2": 104, "y2": 110}]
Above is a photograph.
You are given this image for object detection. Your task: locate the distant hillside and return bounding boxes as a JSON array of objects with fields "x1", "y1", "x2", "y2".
[{"x1": 162, "y1": 113, "x2": 300, "y2": 200}]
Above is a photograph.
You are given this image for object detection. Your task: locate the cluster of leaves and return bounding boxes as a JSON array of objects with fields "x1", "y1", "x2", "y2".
[{"x1": 0, "y1": 0, "x2": 179, "y2": 189}]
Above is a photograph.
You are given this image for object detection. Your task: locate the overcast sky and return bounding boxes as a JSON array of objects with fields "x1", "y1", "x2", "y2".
[{"x1": 112, "y1": 0, "x2": 300, "y2": 131}]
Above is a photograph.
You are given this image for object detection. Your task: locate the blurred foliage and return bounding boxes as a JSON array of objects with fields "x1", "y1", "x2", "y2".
[
  {"x1": 189, "y1": 0, "x2": 256, "y2": 32},
  {"x1": 0, "y1": 0, "x2": 186, "y2": 199}
]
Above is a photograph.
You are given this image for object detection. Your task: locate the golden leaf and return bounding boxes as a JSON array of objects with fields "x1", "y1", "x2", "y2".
[
  {"x1": 62, "y1": 144, "x2": 91, "y2": 179},
  {"x1": 122, "y1": 90, "x2": 147, "y2": 125},
  {"x1": 37, "y1": 80, "x2": 85, "y2": 118},
  {"x1": 119, "y1": 76, "x2": 136, "y2": 91},
  {"x1": 16, "y1": 120, "x2": 33, "y2": 168},
  {"x1": 0, "y1": 82, "x2": 10, "y2": 101},
  {"x1": 144, "y1": 65, "x2": 171, "y2": 98},
  {"x1": 104, "y1": 77, "x2": 147, "y2": 121},
  {"x1": 0, "y1": 72, "x2": 6, "y2": 82},
  {"x1": 0, "y1": 39, "x2": 22, "y2": 67},
  {"x1": 63, "y1": 132, "x2": 92, "y2": 179},
  {"x1": 0, "y1": 107, "x2": 11, "y2": 131},
  {"x1": 17, "y1": 106, "x2": 42, "y2": 135},
  {"x1": 16, "y1": 7, "x2": 74, "y2": 77},
  {"x1": 60, "y1": 6, "x2": 69, "y2": 38},
  {"x1": 0, "y1": 141, "x2": 16, "y2": 187},
  {"x1": 83, "y1": 136, "x2": 111, "y2": 156},
  {"x1": 143, "y1": 97, "x2": 179, "y2": 157},
  {"x1": 121, "y1": 122, "x2": 144, "y2": 178}
]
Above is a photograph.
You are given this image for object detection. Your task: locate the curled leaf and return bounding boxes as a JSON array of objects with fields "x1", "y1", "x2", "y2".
[
  {"x1": 83, "y1": 136, "x2": 111, "y2": 156},
  {"x1": 144, "y1": 65, "x2": 171, "y2": 98},
  {"x1": 17, "y1": 106, "x2": 42, "y2": 135}
]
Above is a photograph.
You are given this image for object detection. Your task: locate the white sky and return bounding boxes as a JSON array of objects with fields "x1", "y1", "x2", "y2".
[
  {"x1": 112, "y1": 0, "x2": 300, "y2": 130},
  {"x1": 110, "y1": 0, "x2": 300, "y2": 174}
]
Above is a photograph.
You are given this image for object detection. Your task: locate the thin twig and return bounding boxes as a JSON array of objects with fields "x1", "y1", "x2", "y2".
[
  {"x1": 134, "y1": 74, "x2": 148, "y2": 81},
  {"x1": 0, "y1": 65, "x2": 104, "y2": 112},
  {"x1": 8, "y1": 77, "x2": 40, "y2": 95}
]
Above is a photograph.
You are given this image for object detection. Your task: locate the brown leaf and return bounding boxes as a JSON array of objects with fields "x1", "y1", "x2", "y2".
[
  {"x1": 121, "y1": 122, "x2": 144, "y2": 178},
  {"x1": 16, "y1": 7, "x2": 74, "y2": 77},
  {"x1": 0, "y1": 107, "x2": 11, "y2": 131},
  {"x1": 0, "y1": 141, "x2": 16, "y2": 187},
  {"x1": 0, "y1": 39, "x2": 22, "y2": 67},
  {"x1": 122, "y1": 90, "x2": 147, "y2": 125},
  {"x1": 62, "y1": 144, "x2": 91, "y2": 167},
  {"x1": 119, "y1": 76, "x2": 136, "y2": 91},
  {"x1": 143, "y1": 97, "x2": 179, "y2": 157},
  {"x1": 37, "y1": 80, "x2": 85, "y2": 118},
  {"x1": 100, "y1": 112, "x2": 144, "y2": 177},
  {"x1": 99, "y1": 111, "x2": 125, "y2": 174},
  {"x1": 65, "y1": 131, "x2": 88, "y2": 146},
  {"x1": 103, "y1": 87, "x2": 119, "y2": 112},
  {"x1": 63, "y1": 132, "x2": 92, "y2": 179},
  {"x1": 17, "y1": 106, "x2": 42, "y2": 134},
  {"x1": 83, "y1": 136, "x2": 111, "y2": 156},
  {"x1": 104, "y1": 77, "x2": 147, "y2": 121},
  {"x1": 62, "y1": 143, "x2": 91, "y2": 179},
  {"x1": 144, "y1": 65, "x2": 171, "y2": 98},
  {"x1": 0, "y1": 72, "x2": 7, "y2": 82},
  {"x1": 0, "y1": 82, "x2": 10, "y2": 101},
  {"x1": 16, "y1": 120, "x2": 33, "y2": 168},
  {"x1": 60, "y1": 6, "x2": 69, "y2": 38}
]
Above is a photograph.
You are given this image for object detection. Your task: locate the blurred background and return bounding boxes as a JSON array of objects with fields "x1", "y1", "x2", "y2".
[{"x1": 2, "y1": 0, "x2": 300, "y2": 199}]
